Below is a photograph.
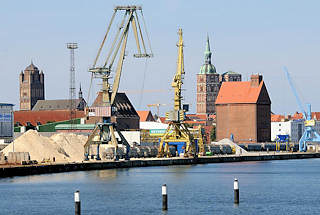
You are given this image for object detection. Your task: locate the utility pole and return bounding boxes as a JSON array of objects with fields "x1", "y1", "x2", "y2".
[{"x1": 67, "y1": 43, "x2": 78, "y2": 130}]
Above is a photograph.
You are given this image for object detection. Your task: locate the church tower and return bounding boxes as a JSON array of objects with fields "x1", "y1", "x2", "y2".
[
  {"x1": 196, "y1": 36, "x2": 220, "y2": 115},
  {"x1": 19, "y1": 62, "x2": 45, "y2": 110}
]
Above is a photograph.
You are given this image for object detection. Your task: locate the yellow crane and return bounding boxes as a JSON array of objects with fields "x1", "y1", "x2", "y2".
[
  {"x1": 157, "y1": 29, "x2": 199, "y2": 158},
  {"x1": 84, "y1": 6, "x2": 153, "y2": 160}
]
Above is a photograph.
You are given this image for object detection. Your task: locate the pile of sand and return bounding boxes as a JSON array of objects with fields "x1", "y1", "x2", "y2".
[{"x1": 2, "y1": 130, "x2": 87, "y2": 163}]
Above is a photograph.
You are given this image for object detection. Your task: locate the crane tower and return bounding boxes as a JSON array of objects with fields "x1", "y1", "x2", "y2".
[
  {"x1": 84, "y1": 6, "x2": 153, "y2": 160},
  {"x1": 157, "y1": 29, "x2": 203, "y2": 158}
]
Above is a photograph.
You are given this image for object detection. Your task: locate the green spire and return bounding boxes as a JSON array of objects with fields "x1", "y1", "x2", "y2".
[
  {"x1": 199, "y1": 35, "x2": 216, "y2": 74},
  {"x1": 204, "y1": 35, "x2": 211, "y2": 64}
]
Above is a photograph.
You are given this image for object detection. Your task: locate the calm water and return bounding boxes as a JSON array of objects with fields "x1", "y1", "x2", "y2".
[{"x1": 1, "y1": 159, "x2": 320, "y2": 215}]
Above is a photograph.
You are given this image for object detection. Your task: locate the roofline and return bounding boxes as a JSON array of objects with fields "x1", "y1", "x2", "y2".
[{"x1": 0, "y1": 103, "x2": 14, "y2": 106}]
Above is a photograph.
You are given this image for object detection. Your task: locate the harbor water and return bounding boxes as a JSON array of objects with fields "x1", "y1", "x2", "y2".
[{"x1": 1, "y1": 159, "x2": 320, "y2": 214}]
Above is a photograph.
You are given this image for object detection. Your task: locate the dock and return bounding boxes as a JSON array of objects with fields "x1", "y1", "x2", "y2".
[{"x1": 1, "y1": 152, "x2": 319, "y2": 178}]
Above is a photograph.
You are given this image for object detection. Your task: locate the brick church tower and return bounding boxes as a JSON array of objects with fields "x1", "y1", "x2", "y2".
[
  {"x1": 196, "y1": 36, "x2": 220, "y2": 115},
  {"x1": 19, "y1": 62, "x2": 45, "y2": 110}
]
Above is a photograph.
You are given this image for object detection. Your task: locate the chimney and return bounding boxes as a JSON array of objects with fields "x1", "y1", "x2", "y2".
[{"x1": 250, "y1": 74, "x2": 263, "y2": 87}]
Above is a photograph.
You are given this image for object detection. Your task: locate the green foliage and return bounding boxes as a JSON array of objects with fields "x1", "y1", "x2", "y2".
[{"x1": 210, "y1": 126, "x2": 216, "y2": 141}]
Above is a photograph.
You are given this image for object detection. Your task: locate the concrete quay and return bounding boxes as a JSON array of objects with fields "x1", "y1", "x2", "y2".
[{"x1": 0, "y1": 152, "x2": 319, "y2": 178}]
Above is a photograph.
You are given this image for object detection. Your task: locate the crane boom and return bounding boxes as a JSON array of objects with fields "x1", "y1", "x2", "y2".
[
  {"x1": 84, "y1": 6, "x2": 153, "y2": 161},
  {"x1": 284, "y1": 66, "x2": 320, "y2": 152},
  {"x1": 284, "y1": 67, "x2": 306, "y2": 119},
  {"x1": 172, "y1": 29, "x2": 185, "y2": 111},
  {"x1": 157, "y1": 29, "x2": 204, "y2": 158}
]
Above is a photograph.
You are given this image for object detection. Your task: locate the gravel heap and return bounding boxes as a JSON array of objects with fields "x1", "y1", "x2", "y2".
[{"x1": 2, "y1": 130, "x2": 87, "y2": 163}]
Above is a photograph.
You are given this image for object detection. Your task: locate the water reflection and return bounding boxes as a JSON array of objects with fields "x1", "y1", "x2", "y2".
[{"x1": 0, "y1": 159, "x2": 320, "y2": 215}]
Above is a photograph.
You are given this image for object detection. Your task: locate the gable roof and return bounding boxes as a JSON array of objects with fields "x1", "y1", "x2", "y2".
[
  {"x1": 137, "y1": 111, "x2": 155, "y2": 122},
  {"x1": 215, "y1": 80, "x2": 270, "y2": 104},
  {"x1": 91, "y1": 92, "x2": 138, "y2": 118},
  {"x1": 32, "y1": 99, "x2": 86, "y2": 111}
]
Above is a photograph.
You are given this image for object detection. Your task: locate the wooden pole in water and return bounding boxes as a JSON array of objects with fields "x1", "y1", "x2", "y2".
[
  {"x1": 162, "y1": 184, "x2": 168, "y2": 210},
  {"x1": 234, "y1": 178, "x2": 239, "y2": 204},
  {"x1": 75, "y1": 190, "x2": 81, "y2": 215}
]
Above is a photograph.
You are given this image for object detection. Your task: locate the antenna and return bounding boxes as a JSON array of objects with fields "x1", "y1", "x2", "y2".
[{"x1": 67, "y1": 43, "x2": 78, "y2": 130}]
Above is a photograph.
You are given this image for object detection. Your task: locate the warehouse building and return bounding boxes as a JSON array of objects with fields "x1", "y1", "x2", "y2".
[
  {"x1": 215, "y1": 74, "x2": 271, "y2": 143},
  {"x1": 86, "y1": 92, "x2": 139, "y2": 130}
]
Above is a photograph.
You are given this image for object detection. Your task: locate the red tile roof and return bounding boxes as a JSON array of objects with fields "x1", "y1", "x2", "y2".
[
  {"x1": 186, "y1": 114, "x2": 207, "y2": 121},
  {"x1": 271, "y1": 114, "x2": 285, "y2": 122},
  {"x1": 14, "y1": 110, "x2": 85, "y2": 126},
  {"x1": 290, "y1": 112, "x2": 320, "y2": 120},
  {"x1": 137, "y1": 110, "x2": 154, "y2": 122},
  {"x1": 158, "y1": 117, "x2": 166, "y2": 123},
  {"x1": 215, "y1": 81, "x2": 264, "y2": 104}
]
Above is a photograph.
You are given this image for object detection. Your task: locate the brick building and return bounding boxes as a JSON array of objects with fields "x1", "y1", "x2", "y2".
[
  {"x1": 196, "y1": 37, "x2": 241, "y2": 115},
  {"x1": 197, "y1": 36, "x2": 220, "y2": 115},
  {"x1": 19, "y1": 62, "x2": 45, "y2": 110},
  {"x1": 220, "y1": 71, "x2": 241, "y2": 82},
  {"x1": 215, "y1": 74, "x2": 271, "y2": 143}
]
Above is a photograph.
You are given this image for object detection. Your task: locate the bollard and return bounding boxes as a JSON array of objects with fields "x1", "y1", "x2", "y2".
[
  {"x1": 162, "y1": 184, "x2": 168, "y2": 210},
  {"x1": 75, "y1": 190, "x2": 81, "y2": 215},
  {"x1": 234, "y1": 178, "x2": 239, "y2": 204}
]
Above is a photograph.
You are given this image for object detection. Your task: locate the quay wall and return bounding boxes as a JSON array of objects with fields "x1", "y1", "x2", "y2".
[{"x1": 1, "y1": 152, "x2": 319, "y2": 178}]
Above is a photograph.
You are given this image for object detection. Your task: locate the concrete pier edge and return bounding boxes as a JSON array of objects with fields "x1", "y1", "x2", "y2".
[{"x1": 1, "y1": 152, "x2": 319, "y2": 178}]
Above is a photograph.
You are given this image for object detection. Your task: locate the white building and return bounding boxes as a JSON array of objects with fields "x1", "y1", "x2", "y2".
[
  {"x1": 271, "y1": 121, "x2": 292, "y2": 141},
  {"x1": 271, "y1": 120, "x2": 320, "y2": 142}
]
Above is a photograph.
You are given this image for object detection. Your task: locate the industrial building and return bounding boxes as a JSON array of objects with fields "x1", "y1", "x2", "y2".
[
  {"x1": 0, "y1": 103, "x2": 14, "y2": 143},
  {"x1": 19, "y1": 62, "x2": 45, "y2": 110},
  {"x1": 86, "y1": 92, "x2": 140, "y2": 130},
  {"x1": 271, "y1": 115, "x2": 320, "y2": 143},
  {"x1": 14, "y1": 110, "x2": 85, "y2": 128},
  {"x1": 215, "y1": 74, "x2": 271, "y2": 143},
  {"x1": 15, "y1": 84, "x2": 86, "y2": 131}
]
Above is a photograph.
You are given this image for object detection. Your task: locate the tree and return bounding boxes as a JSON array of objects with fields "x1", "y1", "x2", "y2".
[{"x1": 210, "y1": 126, "x2": 216, "y2": 142}]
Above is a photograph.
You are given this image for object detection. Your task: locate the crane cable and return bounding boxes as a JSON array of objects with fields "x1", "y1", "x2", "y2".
[
  {"x1": 138, "y1": 58, "x2": 149, "y2": 110},
  {"x1": 138, "y1": 10, "x2": 153, "y2": 110},
  {"x1": 140, "y1": 10, "x2": 153, "y2": 56}
]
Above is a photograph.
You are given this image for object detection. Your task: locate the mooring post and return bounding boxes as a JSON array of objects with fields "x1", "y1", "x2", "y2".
[
  {"x1": 75, "y1": 190, "x2": 81, "y2": 215},
  {"x1": 162, "y1": 184, "x2": 168, "y2": 210},
  {"x1": 234, "y1": 178, "x2": 239, "y2": 204},
  {"x1": 96, "y1": 144, "x2": 101, "y2": 160}
]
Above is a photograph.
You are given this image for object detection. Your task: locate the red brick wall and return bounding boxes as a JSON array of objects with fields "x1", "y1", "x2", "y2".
[
  {"x1": 216, "y1": 104, "x2": 257, "y2": 143},
  {"x1": 256, "y1": 104, "x2": 271, "y2": 142}
]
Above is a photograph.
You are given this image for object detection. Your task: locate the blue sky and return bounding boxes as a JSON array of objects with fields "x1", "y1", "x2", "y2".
[{"x1": 1, "y1": 0, "x2": 320, "y2": 115}]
